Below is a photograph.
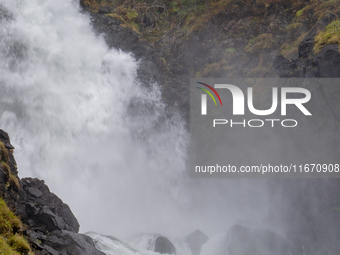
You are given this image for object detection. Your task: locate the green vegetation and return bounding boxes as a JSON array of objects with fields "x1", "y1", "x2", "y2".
[
  {"x1": 294, "y1": 0, "x2": 340, "y2": 24},
  {"x1": 81, "y1": 0, "x2": 287, "y2": 38},
  {"x1": 0, "y1": 141, "x2": 33, "y2": 254},
  {"x1": 296, "y1": 9, "x2": 303, "y2": 18},
  {"x1": 0, "y1": 141, "x2": 9, "y2": 163},
  {"x1": 0, "y1": 142, "x2": 20, "y2": 191},
  {"x1": 0, "y1": 198, "x2": 21, "y2": 236},
  {"x1": 314, "y1": 20, "x2": 340, "y2": 53},
  {"x1": 107, "y1": 6, "x2": 141, "y2": 34},
  {"x1": 202, "y1": 62, "x2": 222, "y2": 77},
  {"x1": 81, "y1": 0, "x2": 340, "y2": 79},
  {"x1": 295, "y1": 5, "x2": 313, "y2": 19},
  {"x1": 224, "y1": 47, "x2": 236, "y2": 55},
  {"x1": 247, "y1": 65, "x2": 269, "y2": 77},
  {"x1": 286, "y1": 23, "x2": 304, "y2": 33},
  {"x1": 0, "y1": 237, "x2": 20, "y2": 255},
  {"x1": 320, "y1": 0, "x2": 340, "y2": 11},
  {"x1": 160, "y1": 56, "x2": 167, "y2": 66},
  {"x1": 8, "y1": 234, "x2": 31, "y2": 254},
  {"x1": 279, "y1": 32, "x2": 308, "y2": 58},
  {"x1": 0, "y1": 198, "x2": 33, "y2": 255},
  {"x1": 244, "y1": 34, "x2": 275, "y2": 54},
  {"x1": 0, "y1": 162, "x2": 19, "y2": 191}
]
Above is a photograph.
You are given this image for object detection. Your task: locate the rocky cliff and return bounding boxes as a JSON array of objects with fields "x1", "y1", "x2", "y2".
[
  {"x1": 0, "y1": 130, "x2": 104, "y2": 255},
  {"x1": 78, "y1": 1, "x2": 340, "y2": 254},
  {"x1": 1, "y1": 0, "x2": 340, "y2": 254},
  {"x1": 79, "y1": 0, "x2": 340, "y2": 122}
]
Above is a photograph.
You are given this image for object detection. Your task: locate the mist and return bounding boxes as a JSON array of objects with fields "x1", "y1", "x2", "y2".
[
  {"x1": 1, "y1": 0, "x2": 339, "y2": 254},
  {"x1": 0, "y1": 0, "x2": 272, "y2": 241}
]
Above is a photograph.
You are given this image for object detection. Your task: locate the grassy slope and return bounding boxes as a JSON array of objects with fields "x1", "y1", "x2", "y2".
[
  {"x1": 0, "y1": 142, "x2": 34, "y2": 255},
  {"x1": 82, "y1": 0, "x2": 340, "y2": 78}
]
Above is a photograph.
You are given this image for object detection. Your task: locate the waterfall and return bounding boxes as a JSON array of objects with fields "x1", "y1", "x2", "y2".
[{"x1": 0, "y1": 0, "x2": 268, "y2": 244}]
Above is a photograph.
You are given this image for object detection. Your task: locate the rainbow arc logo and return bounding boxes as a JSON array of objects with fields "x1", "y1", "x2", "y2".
[
  {"x1": 196, "y1": 82, "x2": 222, "y2": 115},
  {"x1": 196, "y1": 82, "x2": 222, "y2": 106}
]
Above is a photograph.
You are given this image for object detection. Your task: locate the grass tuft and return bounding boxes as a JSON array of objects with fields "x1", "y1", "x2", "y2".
[
  {"x1": 0, "y1": 142, "x2": 9, "y2": 163},
  {"x1": 8, "y1": 234, "x2": 31, "y2": 254},
  {"x1": 0, "y1": 198, "x2": 33, "y2": 254},
  {"x1": 314, "y1": 20, "x2": 340, "y2": 53},
  {"x1": 0, "y1": 162, "x2": 20, "y2": 191},
  {"x1": 0, "y1": 236, "x2": 20, "y2": 255},
  {"x1": 0, "y1": 198, "x2": 22, "y2": 236}
]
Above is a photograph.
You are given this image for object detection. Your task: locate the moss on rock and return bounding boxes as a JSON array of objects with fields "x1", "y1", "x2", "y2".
[
  {"x1": 244, "y1": 34, "x2": 275, "y2": 54},
  {"x1": 0, "y1": 198, "x2": 33, "y2": 255},
  {"x1": 314, "y1": 20, "x2": 340, "y2": 53}
]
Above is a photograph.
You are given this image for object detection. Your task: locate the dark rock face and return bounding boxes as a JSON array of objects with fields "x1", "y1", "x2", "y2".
[
  {"x1": 0, "y1": 129, "x2": 104, "y2": 255},
  {"x1": 273, "y1": 12, "x2": 340, "y2": 78},
  {"x1": 154, "y1": 236, "x2": 176, "y2": 254},
  {"x1": 17, "y1": 178, "x2": 80, "y2": 233},
  {"x1": 185, "y1": 229, "x2": 208, "y2": 255},
  {"x1": 0, "y1": 129, "x2": 19, "y2": 211},
  {"x1": 227, "y1": 225, "x2": 292, "y2": 255},
  {"x1": 16, "y1": 177, "x2": 106, "y2": 254},
  {"x1": 27, "y1": 229, "x2": 105, "y2": 255},
  {"x1": 0, "y1": 129, "x2": 15, "y2": 149},
  {"x1": 98, "y1": 6, "x2": 113, "y2": 14},
  {"x1": 316, "y1": 44, "x2": 340, "y2": 77}
]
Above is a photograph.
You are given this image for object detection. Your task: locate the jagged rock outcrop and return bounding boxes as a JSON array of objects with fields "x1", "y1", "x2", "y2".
[
  {"x1": 0, "y1": 129, "x2": 19, "y2": 211},
  {"x1": 27, "y1": 229, "x2": 105, "y2": 255},
  {"x1": 0, "y1": 129, "x2": 104, "y2": 255},
  {"x1": 0, "y1": 129, "x2": 15, "y2": 150},
  {"x1": 17, "y1": 178, "x2": 80, "y2": 233},
  {"x1": 17, "y1": 180, "x2": 105, "y2": 254},
  {"x1": 185, "y1": 229, "x2": 208, "y2": 255}
]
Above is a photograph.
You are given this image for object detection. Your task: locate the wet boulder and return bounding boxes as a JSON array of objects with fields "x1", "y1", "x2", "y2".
[
  {"x1": 185, "y1": 229, "x2": 208, "y2": 255},
  {"x1": 154, "y1": 236, "x2": 176, "y2": 254}
]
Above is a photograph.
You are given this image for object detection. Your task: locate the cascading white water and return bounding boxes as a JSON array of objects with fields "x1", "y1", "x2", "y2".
[
  {"x1": 0, "y1": 0, "x2": 270, "y2": 249},
  {"x1": 0, "y1": 0, "x2": 189, "y2": 236}
]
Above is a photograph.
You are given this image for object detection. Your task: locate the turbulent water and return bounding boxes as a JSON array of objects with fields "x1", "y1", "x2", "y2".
[{"x1": 0, "y1": 0, "x2": 270, "y2": 253}]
